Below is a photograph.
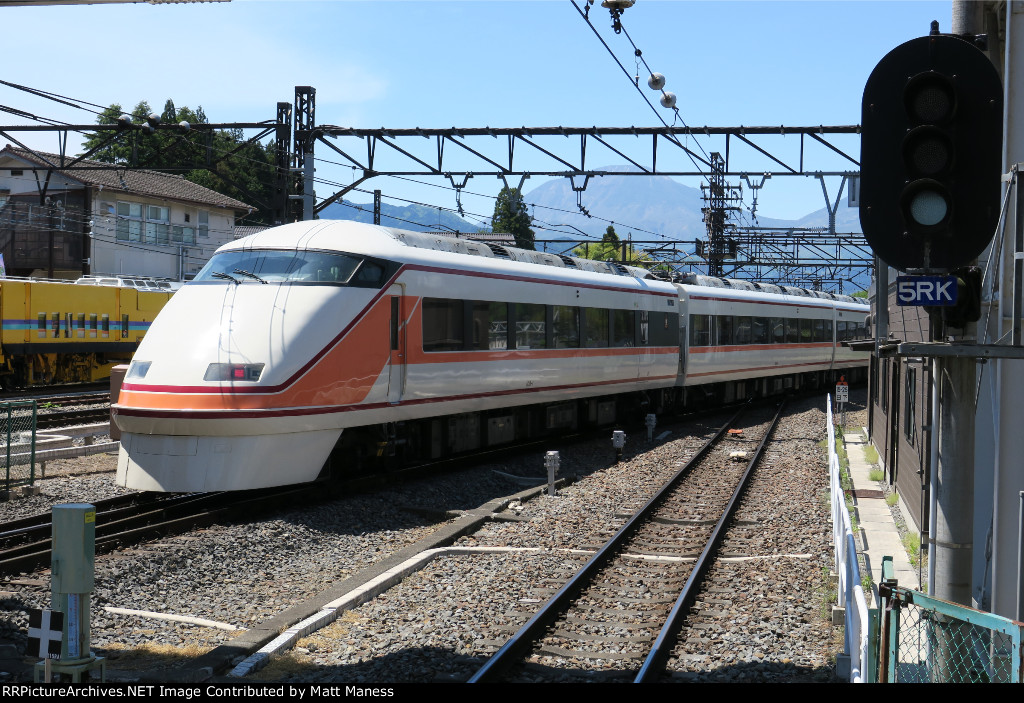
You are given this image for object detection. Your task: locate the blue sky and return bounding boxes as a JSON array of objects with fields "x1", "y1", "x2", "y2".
[{"x1": 1, "y1": 0, "x2": 951, "y2": 225}]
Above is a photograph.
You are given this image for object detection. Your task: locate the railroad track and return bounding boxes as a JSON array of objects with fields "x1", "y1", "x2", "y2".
[
  {"x1": 36, "y1": 407, "x2": 111, "y2": 430},
  {"x1": 0, "y1": 486, "x2": 315, "y2": 575},
  {"x1": 468, "y1": 400, "x2": 785, "y2": 683}
]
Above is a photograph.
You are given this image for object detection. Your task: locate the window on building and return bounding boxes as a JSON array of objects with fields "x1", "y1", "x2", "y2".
[
  {"x1": 198, "y1": 210, "x2": 209, "y2": 238},
  {"x1": 904, "y1": 366, "x2": 917, "y2": 445}
]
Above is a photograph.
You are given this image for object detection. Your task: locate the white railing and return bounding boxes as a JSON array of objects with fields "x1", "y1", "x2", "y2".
[{"x1": 828, "y1": 394, "x2": 872, "y2": 682}]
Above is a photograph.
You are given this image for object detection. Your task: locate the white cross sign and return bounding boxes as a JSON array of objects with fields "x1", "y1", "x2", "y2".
[{"x1": 27, "y1": 609, "x2": 63, "y2": 660}]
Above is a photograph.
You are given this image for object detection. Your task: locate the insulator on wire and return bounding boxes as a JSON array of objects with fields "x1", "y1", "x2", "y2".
[
  {"x1": 648, "y1": 73, "x2": 666, "y2": 91},
  {"x1": 660, "y1": 92, "x2": 677, "y2": 109}
]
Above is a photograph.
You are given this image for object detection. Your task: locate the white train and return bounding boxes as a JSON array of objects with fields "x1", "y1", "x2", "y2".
[{"x1": 113, "y1": 220, "x2": 869, "y2": 492}]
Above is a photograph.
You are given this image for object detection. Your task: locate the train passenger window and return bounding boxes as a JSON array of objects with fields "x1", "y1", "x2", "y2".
[
  {"x1": 51, "y1": 313, "x2": 59, "y2": 338},
  {"x1": 785, "y1": 319, "x2": 800, "y2": 344},
  {"x1": 690, "y1": 315, "x2": 711, "y2": 347},
  {"x1": 553, "y1": 306, "x2": 580, "y2": 348},
  {"x1": 718, "y1": 316, "x2": 735, "y2": 346},
  {"x1": 800, "y1": 319, "x2": 812, "y2": 343},
  {"x1": 468, "y1": 302, "x2": 505, "y2": 351},
  {"x1": 611, "y1": 310, "x2": 634, "y2": 347},
  {"x1": 736, "y1": 317, "x2": 752, "y2": 345},
  {"x1": 751, "y1": 317, "x2": 769, "y2": 344},
  {"x1": 37, "y1": 313, "x2": 45, "y2": 334},
  {"x1": 89, "y1": 314, "x2": 98, "y2": 330},
  {"x1": 583, "y1": 308, "x2": 610, "y2": 348},
  {"x1": 813, "y1": 319, "x2": 826, "y2": 343},
  {"x1": 488, "y1": 302, "x2": 509, "y2": 350},
  {"x1": 837, "y1": 321, "x2": 848, "y2": 342},
  {"x1": 101, "y1": 314, "x2": 110, "y2": 335},
  {"x1": 638, "y1": 310, "x2": 649, "y2": 346},
  {"x1": 64, "y1": 313, "x2": 72, "y2": 338},
  {"x1": 825, "y1": 320, "x2": 834, "y2": 341},
  {"x1": 515, "y1": 303, "x2": 546, "y2": 350},
  {"x1": 423, "y1": 298, "x2": 464, "y2": 352}
]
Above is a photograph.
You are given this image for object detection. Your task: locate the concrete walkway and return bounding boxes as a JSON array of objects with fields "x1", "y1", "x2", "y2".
[{"x1": 842, "y1": 428, "x2": 920, "y2": 606}]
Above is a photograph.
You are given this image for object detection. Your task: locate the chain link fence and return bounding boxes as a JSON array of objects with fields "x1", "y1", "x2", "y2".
[
  {"x1": 0, "y1": 400, "x2": 36, "y2": 494},
  {"x1": 881, "y1": 584, "x2": 1023, "y2": 683}
]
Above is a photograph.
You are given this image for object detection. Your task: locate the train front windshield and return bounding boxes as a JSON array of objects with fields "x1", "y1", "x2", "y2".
[{"x1": 193, "y1": 250, "x2": 386, "y2": 286}]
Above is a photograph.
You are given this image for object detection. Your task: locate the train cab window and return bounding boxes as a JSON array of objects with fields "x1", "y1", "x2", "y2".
[
  {"x1": 553, "y1": 306, "x2": 580, "y2": 348},
  {"x1": 583, "y1": 308, "x2": 609, "y2": 348},
  {"x1": 515, "y1": 303, "x2": 546, "y2": 350},
  {"x1": 351, "y1": 261, "x2": 385, "y2": 287},
  {"x1": 423, "y1": 299, "x2": 464, "y2": 352},
  {"x1": 611, "y1": 310, "x2": 634, "y2": 347},
  {"x1": 690, "y1": 314, "x2": 711, "y2": 347},
  {"x1": 194, "y1": 249, "x2": 393, "y2": 288}
]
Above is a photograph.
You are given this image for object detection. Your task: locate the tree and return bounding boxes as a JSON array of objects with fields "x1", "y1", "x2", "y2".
[
  {"x1": 572, "y1": 226, "x2": 648, "y2": 263},
  {"x1": 81, "y1": 99, "x2": 278, "y2": 224},
  {"x1": 491, "y1": 187, "x2": 535, "y2": 250}
]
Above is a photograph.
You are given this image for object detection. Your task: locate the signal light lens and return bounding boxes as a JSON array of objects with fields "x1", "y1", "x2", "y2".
[
  {"x1": 904, "y1": 73, "x2": 956, "y2": 123},
  {"x1": 904, "y1": 183, "x2": 951, "y2": 228},
  {"x1": 903, "y1": 126, "x2": 953, "y2": 177}
]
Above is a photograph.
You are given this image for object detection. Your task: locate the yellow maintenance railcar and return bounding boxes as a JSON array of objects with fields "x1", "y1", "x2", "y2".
[{"x1": 0, "y1": 280, "x2": 172, "y2": 387}]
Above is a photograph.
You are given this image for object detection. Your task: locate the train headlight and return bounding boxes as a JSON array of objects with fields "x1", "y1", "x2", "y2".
[
  {"x1": 204, "y1": 363, "x2": 265, "y2": 382},
  {"x1": 126, "y1": 361, "x2": 151, "y2": 380}
]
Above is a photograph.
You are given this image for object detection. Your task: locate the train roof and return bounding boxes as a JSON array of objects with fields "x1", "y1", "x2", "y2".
[{"x1": 226, "y1": 220, "x2": 868, "y2": 306}]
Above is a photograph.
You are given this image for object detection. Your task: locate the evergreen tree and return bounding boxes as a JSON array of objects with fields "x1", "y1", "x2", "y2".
[
  {"x1": 81, "y1": 99, "x2": 277, "y2": 224},
  {"x1": 491, "y1": 187, "x2": 535, "y2": 250}
]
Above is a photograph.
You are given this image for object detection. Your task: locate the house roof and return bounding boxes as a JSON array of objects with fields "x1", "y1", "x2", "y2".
[{"x1": 1, "y1": 145, "x2": 254, "y2": 212}]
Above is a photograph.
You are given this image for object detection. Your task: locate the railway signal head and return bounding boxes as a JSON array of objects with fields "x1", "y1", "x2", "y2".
[{"x1": 860, "y1": 32, "x2": 1003, "y2": 272}]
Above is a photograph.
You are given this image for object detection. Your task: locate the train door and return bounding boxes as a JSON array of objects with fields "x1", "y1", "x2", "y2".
[{"x1": 387, "y1": 284, "x2": 406, "y2": 404}]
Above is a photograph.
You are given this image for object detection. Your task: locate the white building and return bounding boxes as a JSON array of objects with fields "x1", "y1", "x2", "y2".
[{"x1": 0, "y1": 145, "x2": 253, "y2": 280}]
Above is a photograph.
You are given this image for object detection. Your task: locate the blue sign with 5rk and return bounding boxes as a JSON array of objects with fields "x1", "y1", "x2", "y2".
[{"x1": 896, "y1": 275, "x2": 959, "y2": 306}]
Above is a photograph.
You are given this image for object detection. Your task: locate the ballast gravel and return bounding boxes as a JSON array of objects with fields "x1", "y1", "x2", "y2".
[{"x1": 0, "y1": 396, "x2": 845, "y2": 683}]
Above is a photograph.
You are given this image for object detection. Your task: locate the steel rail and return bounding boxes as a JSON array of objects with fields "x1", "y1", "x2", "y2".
[
  {"x1": 634, "y1": 400, "x2": 786, "y2": 682},
  {"x1": 467, "y1": 404, "x2": 746, "y2": 683}
]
